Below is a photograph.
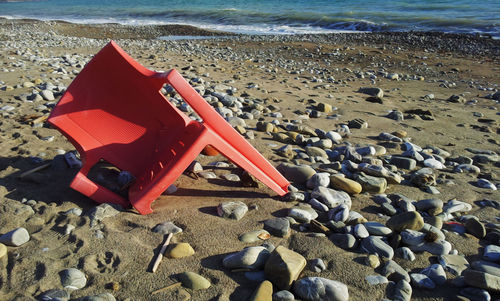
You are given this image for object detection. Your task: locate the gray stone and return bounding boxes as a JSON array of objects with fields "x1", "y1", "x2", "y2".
[
  {"x1": 329, "y1": 204, "x2": 349, "y2": 222},
  {"x1": 294, "y1": 277, "x2": 349, "y2": 301},
  {"x1": 329, "y1": 233, "x2": 357, "y2": 250},
  {"x1": 39, "y1": 289, "x2": 70, "y2": 301},
  {"x1": 401, "y1": 229, "x2": 426, "y2": 246},
  {"x1": 381, "y1": 202, "x2": 397, "y2": 216},
  {"x1": 81, "y1": 293, "x2": 116, "y2": 301},
  {"x1": 439, "y1": 255, "x2": 469, "y2": 275},
  {"x1": 353, "y1": 224, "x2": 369, "y2": 239},
  {"x1": 265, "y1": 246, "x2": 306, "y2": 290},
  {"x1": 177, "y1": 272, "x2": 211, "y2": 290},
  {"x1": 410, "y1": 273, "x2": 435, "y2": 289},
  {"x1": 364, "y1": 222, "x2": 392, "y2": 236},
  {"x1": 306, "y1": 172, "x2": 330, "y2": 189},
  {"x1": 361, "y1": 236, "x2": 394, "y2": 260},
  {"x1": 311, "y1": 186, "x2": 351, "y2": 209},
  {"x1": 152, "y1": 222, "x2": 183, "y2": 235},
  {"x1": 396, "y1": 247, "x2": 416, "y2": 261},
  {"x1": 223, "y1": 246, "x2": 270, "y2": 270},
  {"x1": 391, "y1": 280, "x2": 412, "y2": 301},
  {"x1": 382, "y1": 260, "x2": 410, "y2": 282},
  {"x1": 484, "y1": 245, "x2": 500, "y2": 261},
  {"x1": 239, "y1": 230, "x2": 270, "y2": 243},
  {"x1": 264, "y1": 218, "x2": 290, "y2": 238},
  {"x1": 415, "y1": 199, "x2": 443, "y2": 215},
  {"x1": 390, "y1": 156, "x2": 416, "y2": 170},
  {"x1": 411, "y1": 240, "x2": 452, "y2": 255},
  {"x1": 443, "y1": 199, "x2": 472, "y2": 215},
  {"x1": 217, "y1": 201, "x2": 248, "y2": 220},
  {"x1": 309, "y1": 258, "x2": 326, "y2": 273},
  {"x1": 454, "y1": 164, "x2": 481, "y2": 174},
  {"x1": 464, "y1": 269, "x2": 500, "y2": 292},
  {"x1": 477, "y1": 178, "x2": 497, "y2": 190},
  {"x1": 387, "y1": 211, "x2": 424, "y2": 232},
  {"x1": 355, "y1": 172, "x2": 387, "y2": 193},
  {"x1": 273, "y1": 290, "x2": 295, "y2": 301},
  {"x1": 359, "y1": 87, "x2": 383, "y2": 98},
  {"x1": 310, "y1": 198, "x2": 329, "y2": 212},
  {"x1": 471, "y1": 260, "x2": 500, "y2": 277},
  {"x1": 421, "y1": 264, "x2": 447, "y2": 285},
  {"x1": 41, "y1": 90, "x2": 55, "y2": 101},
  {"x1": 277, "y1": 163, "x2": 316, "y2": 184},
  {"x1": 459, "y1": 287, "x2": 491, "y2": 301},
  {"x1": 0, "y1": 227, "x2": 30, "y2": 247},
  {"x1": 87, "y1": 203, "x2": 121, "y2": 227},
  {"x1": 289, "y1": 205, "x2": 318, "y2": 223},
  {"x1": 365, "y1": 275, "x2": 388, "y2": 285},
  {"x1": 60, "y1": 268, "x2": 87, "y2": 290},
  {"x1": 244, "y1": 271, "x2": 267, "y2": 282}
]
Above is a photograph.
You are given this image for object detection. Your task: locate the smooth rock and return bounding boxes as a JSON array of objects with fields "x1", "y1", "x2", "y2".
[
  {"x1": 421, "y1": 264, "x2": 447, "y2": 285},
  {"x1": 294, "y1": 277, "x2": 349, "y2": 301},
  {"x1": 459, "y1": 287, "x2": 491, "y2": 301},
  {"x1": 0, "y1": 243, "x2": 6, "y2": 259},
  {"x1": 309, "y1": 258, "x2": 326, "y2": 273},
  {"x1": 277, "y1": 163, "x2": 316, "y2": 184},
  {"x1": 396, "y1": 247, "x2": 416, "y2": 261},
  {"x1": 484, "y1": 245, "x2": 500, "y2": 261},
  {"x1": 38, "y1": 289, "x2": 70, "y2": 301},
  {"x1": 361, "y1": 236, "x2": 394, "y2": 260},
  {"x1": 477, "y1": 179, "x2": 497, "y2": 190},
  {"x1": 152, "y1": 222, "x2": 183, "y2": 235},
  {"x1": 355, "y1": 173, "x2": 387, "y2": 193},
  {"x1": 424, "y1": 158, "x2": 445, "y2": 169},
  {"x1": 273, "y1": 290, "x2": 295, "y2": 301},
  {"x1": 178, "y1": 272, "x2": 211, "y2": 290},
  {"x1": 382, "y1": 260, "x2": 410, "y2": 282},
  {"x1": 365, "y1": 254, "x2": 380, "y2": 268},
  {"x1": 390, "y1": 156, "x2": 416, "y2": 170},
  {"x1": 311, "y1": 186, "x2": 351, "y2": 209},
  {"x1": 439, "y1": 255, "x2": 469, "y2": 275},
  {"x1": 411, "y1": 239, "x2": 452, "y2": 255},
  {"x1": 166, "y1": 243, "x2": 195, "y2": 258},
  {"x1": 310, "y1": 198, "x2": 329, "y2": 212},
  {"x1": 471, "y1": 261, "x2": 500, "y2": 277},
  {"x1": 307, "y1": 173, "x2": 330, "y2": 189},
  {"x1": 401, "y1": 229, "x2": 426, "y2": 246},
  {"x1": 359, "y1": 87, "x2": 383, "y2": 98},
  {"x1": 410, "y1": 273, "x2": 435, "y2": 289},
  {"x1": 443, "y1": 199, "x2": 472, "y2": 215},
  {"x1": 60, "y1": 268, "x2": 87, "y2": 290},
  {"x1": 223, "y1": 246, "x2": 270, "y2": 270},
  {"x1": 464, "y1": 217, "x2": 486, "y2": 239},
  {"x1": 365, "y1": 275, "x2": 388, "y2": 285},
  {"x1": 264, "y1": 218, "x2": 290, "y2": 238},
  {"x1": 88, "y1": 203, "x2": 121, "y2": 226},
  {"x1": 386, "y1": 211, "x2": 424, "y2": 232},
  {"x1": 415, "y1": 199, "x2": 443, "y2": 215},
  {"x1": 81, "y1": 293, "x2": 116, "y2": 301},
  {"x1": 364, "y1": 222, "x2": 392, "y2": 236},
  {"x1": 392, "y1": 280, "x2": 412, "y2": 301},
  {"x1": 329, "y1": 175, "x2": 362, "y2": 194},
  {"x1": 265, "y1": 246, "x2": 306, "y2": 290},
  {"x1": 289, "y1": 207, "x2": 318, "y2": 223},
  {"x1": 329, "y1": 233, "x2": 357, "y2": 250},
  {"x1": 248, "y1": 280, "x2": 273, "y2": 301},
  {"x1": 329, "y1": 204, "x2": 349, "y2": 222},
  {"x1": 217, "y1": 201, "x2": 248, "y2": 220},
  {"x1": 0, "y1": 227, "x2": 29, "y2": 247},
  {"x1": 464, "y1": 269, "x2": 500, "y2": 292},
  {"x1": 353, "y1": 224, "x2": 369, "y2": 239},
  {"x1": 239, "y1": 230, "x2": 271, "y2": 243}
]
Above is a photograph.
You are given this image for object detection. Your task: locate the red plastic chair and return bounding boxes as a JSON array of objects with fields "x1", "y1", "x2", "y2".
[{"x1": 48, "y1": 41, "x2": 289, "y2": 214}]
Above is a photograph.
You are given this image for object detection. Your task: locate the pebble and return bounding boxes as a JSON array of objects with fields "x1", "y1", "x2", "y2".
[
  {"x1": 60, "y1": 268, "x2": 87, "y2": 290},
  {"x1": 288, "y1": 207, "x2": 318, "y2": 223},
  {"x1": 443, "y1": 199, "x2": 472, "y2": 215},
  {"x1": 329, "y1": 233, "x2": 357, "y2": 250},
  {"x1": 465, "y1": 217, "x2": 486, "y2": 238},
  {"x1": 309, "y1": 258, "x2": 326, "y2": 273},
  {"x1": 223, "y1": 246, "x2": 270, "y2": 269},
  {"x1": 392, "y1": 280, "x2": 412, "y2": 301},
  {"x1": 471, "y1": 261, "x2": 500, "y2": 277},
  {"x1": 178, "y1": 272, "x2": 211, "y2": 290},
  {"x1": 365, "y1": 275, "x2": 388, "y2": 285},
  {"x1": 38, "y1": 289, "x2": 70, "y2": 301},
  {"x1": 272, "y1": 290, "x2": 295, "y2": 301},
  {"x1": 364, "y1": 222, "x2": 393, "y2": 236},
  {"x1": 265, "y1": 246, "x2": 306, "y2": 290},
  {"x1": 355, "y1": 173, "x2": 387, "y2": 193},
  {"x1": 421, "y1": 264, "x2": 447, "y2": 285},
  {"x1": 217, "y1": 201, "x2": 248, "y2": 220},
  {"x1": 81, "y1": 293, "x2": 116, "y2": 301},
  {"x1": 464, "y1": 269, "x2": 500, "y2": 292},
  {"x1": 359, "y1": 87, "x2": 384, "y2": 98},
  {"x1": 166, "y1": 243, "x2": 195, "y2": 258},
  {"x1": 365, "y1": 254, "x2": 380, "y2": 268},
  {"x1": 311, "y1": 186, "x2": 351, "y2": 209},
  {"x1": 277, "y1": 163, "x2": 316, "y2": 184},
  {"x1": 390, "y1": 156, "x2": 416, "y2": 170},
  {"x1": 459, "y1": 287, "x2": 491, "y2": 301},
  {"x1": 411, "y1": 239, "x2": 452, "y2": 255},
  {"x1": 293, "y1": 277, "x2": 349, "y2": 301},
  {"x1": 361, "y1": 236, "x2": 394, "y2": 260},
  {"x1": 410, "y1": 273, "x2": 435, "y2": 289},
  {"x1": 353, "y1": 223, "x2": 369, "y2": 239},
  {"x1": 239, "y1": 230, "x2": 271, "y2": 243},
  {"x1": 396, "y1": 247, "x2": 416, "y2": 261},
  {"x1": 0, "y1": 243, "x2": 6, "y2": 259},
  {"x1": 309, "y1": 198, "x2": 329, "y2": 212},
  {"x1": 152, "y1": 222, "x2": 183, "y2": 235},
  {"x1": 382, "y1": 260, "x2": 410, "y2": 282},
  {"x1": 424, "y1": 158, "x2": 445, "y2": 169},
  {"x1": 477, "y1": 178, "x2": 497, "y2": 190},
  {"x1": 88, "y1": 203, "x2": 121, "y2": 227},
  {"x1": 41, "y1": 89, "x2": 55, "y2": 101},
  {"x1": 329, "y1": 175, "x2": 362, "y2": 194},
  {"x1": 415, "y1": 198, "x2": 443, "y2": 215},
  {"x1": 386, "y1": 211, "x2": 424, "y2": 232},
  {"x1": 306, "y1": 172, "x2": 330, "y2": 189},
  {"x1": 248, "y1": 280, "x2": 273, "y2": 301},
  {"x1": 483, "y1": 245, "x2": 500, "y2": 261},
  {"x1": 0, "y1": 227, "x2": 30, "y2": 247},
  {"x1": 264, "y1": 218, "x2": 290, "y2": 238}
]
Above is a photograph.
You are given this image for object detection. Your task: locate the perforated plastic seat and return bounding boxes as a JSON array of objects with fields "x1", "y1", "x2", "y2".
[{"x1": 48, "y1": 41, "x2": 289, "y2": 214}]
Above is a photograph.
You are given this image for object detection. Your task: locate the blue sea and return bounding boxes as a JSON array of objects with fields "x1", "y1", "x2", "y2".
[{"x1": 1, "y1": 0, "x2": 499, "y2": 37}]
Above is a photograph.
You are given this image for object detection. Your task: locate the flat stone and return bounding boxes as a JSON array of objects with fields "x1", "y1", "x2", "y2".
[
  {"x1": 365, "y1": 275, "x2": 388, "y2": 285},
  {"x1": 421, "y1": 264, "x2": 447, "y2": 285},
  {"x1": 386, "y1": 211, "x2": 424, "y2": 232},
  {"x1": 411, "y1": 239, "x2": 452, "y2": 255},
  {"x1": 348, "y1": 118, "x2": 368, "y2": 129},
  {"x1": 355, "y1": 173, "x2": 387, "y2": 193},
  {"x1": 464, "y1": 269, "x2": 500, "y2": 292},
  {"x1": 439, "y1": 255, "x2": 469, "y2": 275},
  {"x1": 484, "y1": 245, "x2": 500, "y2": 261},
  {"x1": 305, "y1": 146, "x2": 329, "y2": 159},
  {"x1": 329, "y1": 175, "x2": 362, "y2": 194},
  {"x1": 465, "y1": 217, "x2": 486, "y2": 239},
  {"x1": 0, "y1": 227, "x2": 29, "y2": 247},
  {"x1": 166, "y1": 243, "x2": 195, "y2": 258},
  {"x1": 294, "y1": 277, "x2": 349, "y2": 301},
  {"x1": 223, "y1": 246, "x2": 270, "y2": 270},
  {"x1": 329, "y1": 233, "x2": 357, "y2": 250},
  {"x1": 410, "y1": 273, "x2": 435, "y2": 289},
  {"x1": 471, "y1": 261, "x2": 500, "y2": 277},
  {"x1": 217, "y1": 201, "x2": 248, "y2": 220},
  {"x1": 245, "y1": 271, "x2": 267, "y2": 282},
  {"x1": 353, "y1": 224, "x2": 369, "y2": 239},
  {"x1": 382, "y1": 260, "x2": 410, "y2": 282},
  {"x1": 390, "y1": 156, "x2": 416, "y2": 170},
  {"x1": 360, "y1": 236, "x2": 394, "y2": 260},
  {"x1": 265, "y1": 246, "x2": 306, "y2": 290},
  {"x1": 178, "y1": 272, "x2": 211, "y2": 290},
  {"x1": 311, "y1": 186, "x2": 352, "y2": 209},
  {"x1": 329, "y1": 204, "x2": 349, "y2": 222},
  {"x1": 272, "y1": 290, "x2": 295, "y2": 301},
  {"x1": 443, "y1": 199, "x2": 472, "y2": 215},
  {"x1": 264, "y1": 218, "x2": 290, "y2": 238},
  {"x1": 364, "y1": 222, "x2": 393, "y2": 236},
  {"x1": 309, "y1": 198, "x2": 329, "y2": 212},
  {"x1": 152, "y1": 222, "x2": 183, "y2": 235},
  {"x1": 277, "y1": 163, "x2": 316, "y2": 184},
  {"x1": 60, "y1": 268, "x2": 87, "y2": 290},
  {"x1": 381, "y1": 202, "x2": 397, "y2": 216},
  {"x1": 239, "y1": 230, "x2": 271, "y2": 243},
  {"x1": 248, "y1": 280, "x2": 273, "y2": 301},
  {"x1": 424, "y1": 158, "x2": 445, "y2": 169},
  {"x1": 289, "y1": 207, "x2": 318, "y2": 223},
  {"x1": 359, "y1": 87, "x2": 384, "y2": 98},
  {"x1": 88, "y1": 203, "x2": 121, "y2": 227},
  {"x1": 459, "y1": 287, "x2": 491, "y2": 301},
  {"x1": 309, "y1": 258, "x2": 326, "y2": 273}
]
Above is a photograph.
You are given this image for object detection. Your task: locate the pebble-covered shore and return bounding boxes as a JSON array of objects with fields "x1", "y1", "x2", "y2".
[{"x1": 0, "y1": 18, "x2": 499, "y2": 301}]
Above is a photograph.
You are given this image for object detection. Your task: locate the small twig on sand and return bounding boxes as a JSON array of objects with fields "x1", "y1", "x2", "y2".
[
  {"x1": 18, "y1": 162, "x2": 52, "y2": 179},
  {"x1": 151, "y1": 281, "x2": 181, "y2": 295},
  {"x1": 151, "y1": 233, "x2": 173, "y2": 273}
]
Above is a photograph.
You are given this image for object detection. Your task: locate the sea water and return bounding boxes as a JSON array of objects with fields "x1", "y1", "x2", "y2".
[{"x1": 0, "y1": 0, "x2": 498, "y2": 37}]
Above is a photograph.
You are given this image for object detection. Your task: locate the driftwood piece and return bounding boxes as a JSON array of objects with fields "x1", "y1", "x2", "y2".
[
  {"x1": 151, "y1": 281, "x2": 181, "y2": 295},
  {"x1": 151, "y1": 233, "x2": 173, "y2": 273},
  {"x1": 18, "y1": 162, "x2": 52, "y2": 179}
]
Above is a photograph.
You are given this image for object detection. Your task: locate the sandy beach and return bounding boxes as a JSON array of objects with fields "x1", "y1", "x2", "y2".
[{"x1": 0, "y1": 18, "x2": 499, "y2": 301}]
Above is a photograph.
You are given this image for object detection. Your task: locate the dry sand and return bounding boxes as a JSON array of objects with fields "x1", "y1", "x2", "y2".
[{"x1": 0, "y1": 19, "x2": 499, "y2": 300}]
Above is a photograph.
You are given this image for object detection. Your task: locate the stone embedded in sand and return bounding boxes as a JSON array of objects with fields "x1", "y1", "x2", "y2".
[
  {"x1": 217, "y1": 201, "x2": 248, "y2": 220},
  {"x1": 361, "y1": 236, "x2": 394, "y2": 260},
  {"x1": 447, "y1": 94, "x2": 466, "y2": 103},
  {"x1": 0, "y1": 227, "x2": 30, "y2": 247},
  {"x1": 294, "y1": 277, "x2": 349, "y2": 301},
  {"x1": 239, "y1": 230, "x2": 271, "y2": 243},
  {"x1": 88, "y1": 203, "x2": 122, "y2": 227},
  {"x1": 41, "y1": 89, "x2": 55, "y2": 101},
  {"x1": 365, "y1": 275, "x2": 388, "y2": 286},
  {"x1": 423, "y1": 158, "x2": 445, "y2": 169},
  {"x1": 359, "y1": 87, "x2": 383, "y2": 98},
  {"x1": 309, "y1": 258, "x2": 326, "y2": 273},
  {"x1": 81, "y1": 293, "x2": 116, "y2": 301},
  {"x1": 277, "y1": 163, "x2": 316, "y2": 185},
  {"x1": 152, "y1": 221, "x2": 183, "y2": 235},
  {"x1": 248, "y1": 280, "x2": 273, "y2": 301},
  {"x1": 390, "y1": 156, "x2": 416, "y2": 170},
  {"x1": 265, "y1": 246, "x2": 306, "y2": 290},
  {"x1": 223, "y1": 246, "x2": 270, "y2": 270},
  {"x1": 60, "y1": 268, "x2": 87, "y2": 290},
  {"x1": 329, "y1": 175, "x2": 362, "y2": 195},
  {"x1": 166, "y1": 243, "x2": 195, "y2": 259},
  {"x1": 329, "y1": 233, "x2": 357, "y2": 250},
  {"x1": 366, "y1": 254, "x2": 380, "y2": 268},
  {"x1": 38, "y1": 289, "x2": 70, "y2": 301},
  {"x1": 178, "y1": 272, "x2": 211, "y2": 290},
  {"x1": 387, "y1": 211, "x2": 424, "y2": 232},
  {"x1": 264, "y1": 217, "x2": 290, "y2": 238},
  {"x1": 288, "y1": 206, "x2": 318, "y2": 223},
  {"x1": 443, "y1": 199, "x2": 472, "y2": 215}
]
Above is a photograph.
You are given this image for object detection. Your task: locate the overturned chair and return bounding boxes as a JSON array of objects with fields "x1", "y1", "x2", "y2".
[{"x1": 48, "y1": 41, "x2": 289, "y2": 214}]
